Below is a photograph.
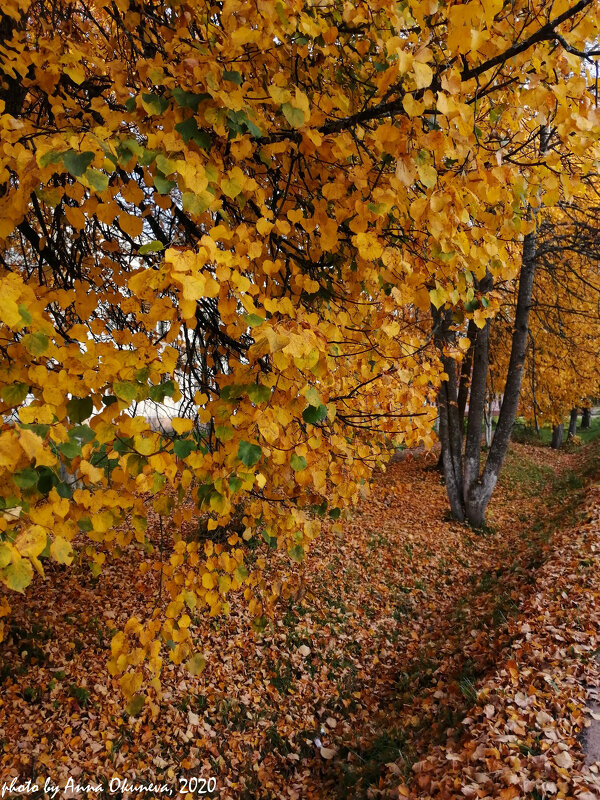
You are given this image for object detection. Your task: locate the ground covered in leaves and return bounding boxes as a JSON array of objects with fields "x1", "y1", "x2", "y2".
[{"x1": 2, "y1": 440, "x2": 600, "y2": 799}]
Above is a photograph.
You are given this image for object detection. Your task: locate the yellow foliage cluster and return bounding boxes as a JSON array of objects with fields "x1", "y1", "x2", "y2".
[{"x1": 0, "y1": 0, "x2": 599, "y2": 695}]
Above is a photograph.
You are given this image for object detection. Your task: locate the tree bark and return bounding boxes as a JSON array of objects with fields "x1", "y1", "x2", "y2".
[
  {"x1": 457, "y1": 318, "x2": 478, "y2": 426},
  {"x1": 582, "y1": 406, "x2": 591, "y2": 429},
  {"x1": 567, "y1": 408, "x2": 578, "y2": 439},
  {"x1": 484, "y1": 396, "x2": 494, "y2": 448},
  {"x1": 463, "y1": 317, "x2": 490, "y2": 499},
  {"x1": 551, "y1": 423, "x2": 564, "y2": 449},
  {"x1": 461, "y1": 228, "x2": 538, "y2": 527},
  {"x1": 435, "y1": 308, "x2": 465, "y2": 521}
]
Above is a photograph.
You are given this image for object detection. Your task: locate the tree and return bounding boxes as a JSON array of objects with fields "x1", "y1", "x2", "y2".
[{"x1": 1, "y1": 0, "x2": 599, "y2": 702}]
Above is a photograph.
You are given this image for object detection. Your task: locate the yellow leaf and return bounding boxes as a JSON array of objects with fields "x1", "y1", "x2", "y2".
[
  {"x1": 413, "y1": 61, "x2": 433, "y2": 89},
  {"x1": 119, "y1": 213, "x2": 144, "y2": 238},
  {"x1": 19, "y1": 428, "x2": 55, "y2": 467},
  {"x1": 202, "y1": 571, "x2": 215, "y2": 589},
  {"x1": 172, "y1": 417, "x2": 193, "y2": 434},
  {"x1": 417, "y1": 163, "x2": 437, "y2": 188},
  {"x1": 51, "y1": 535, "x2": 74, "y2": 565},
  {"x1": 429, "y1": 287, "x2": 446, "y2": 310},
  {"x1": 186, "y1": 652, "x2": 206, "y2": 675},
  {"x1": 64, "y1": 63, "x2": 85, "y2": 84},
  {"x1": 15, "y1": 525, "x2": 47, "y2": 558},
  {"x1": 79, "y1": 460, "x2": 104, "y2": 483}
]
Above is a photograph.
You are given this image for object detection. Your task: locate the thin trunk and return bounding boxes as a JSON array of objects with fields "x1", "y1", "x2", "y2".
[
  {"x1": 435, "y1": 309, "x2": 465, "y2": 521},
  {"x1": 551, "y1": 423, "x2": 564, "y2": 449},
  {"x1": 567, "y1": 408, "x2": 578, "y2": 439},
  {"x1": 582, "y1": 406, "x2": 591, "y2": 429},
  {"x1": 457, "y1": 318, "x2": 478, "y2": 426},
  {"x1": 484, "y1": 396, "x2": 494, "y2": 448},
  {"x1": 463, "y1": 317, "x2": 490, "y2": 499},
  {"x1": 464, "y1": 227, "x2": 538, "y2": 527}
]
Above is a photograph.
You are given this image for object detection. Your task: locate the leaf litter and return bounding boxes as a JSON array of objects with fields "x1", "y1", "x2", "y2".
[{"x1": 1, "y1": 441, "x2": 599, "y2": 799}]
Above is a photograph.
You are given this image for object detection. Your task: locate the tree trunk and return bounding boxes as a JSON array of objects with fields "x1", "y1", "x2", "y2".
[
  {"x1": 582, "y1": 406, "x2": 591, "y2": 429},
  {"x1": 484, "y1": 396, "x2": 494, "y2": 448},
  {"x1": 551, "y1": 423, "x2": 564, "y2": 449},
  {"x1": 437, "y1": 126, "x2": 547, "y2": 528},
  {"x1": 435, "y1": 308, "x2": 465, "y2": 522},
  {"x1": 567, "y1": 408, "x2": 578, "y2": 440},
  {"x1": 462, "y1": 228, "x2": 538, "y2": 527}
]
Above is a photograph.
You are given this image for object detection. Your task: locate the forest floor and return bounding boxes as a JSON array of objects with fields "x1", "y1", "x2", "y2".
[{"x1": 2, "y1": 437, "x2": 600, "y2": 799}]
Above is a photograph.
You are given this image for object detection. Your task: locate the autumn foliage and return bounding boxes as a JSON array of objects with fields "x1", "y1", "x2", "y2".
[{"x1": 1, "y1": 0, "x2": 600, "y2": 705}]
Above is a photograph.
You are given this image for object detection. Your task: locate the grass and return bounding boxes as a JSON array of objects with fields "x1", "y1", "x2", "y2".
[{"x1": 511, "y1": 410, "x2": 600, "y2": 448}]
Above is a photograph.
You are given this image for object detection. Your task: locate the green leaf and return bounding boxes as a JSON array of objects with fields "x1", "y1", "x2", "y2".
[
  {"x1": 55, "y1": 482, "x2": 73, "y2": 499},
  {"x1": 251, "y1": 615, "x2": 268, "y2": 633},
  {"x1": 13, "y1": 467, "x2": 38, "y2": 489},
  {"x1": 197, "y1": 482, "x2": 213, "y2": 506},
  {"x1": 62, "y1": 150, "x2": 95, "y2": 177},
  {"x1": 171, "y1": 88, "x2": 210, "y2": 109},
  {"x1": 22, "y1": 332, "x2": 49, "y2": 356},
  {"x1": 59, "y1": 440, "x2": 81, "y2": 460},
  {"x1": 84, "y1": 168, "x2": 109, "y2": 192},
  {"x1": 113, "y1": 381, "x2": 138, "y2": 403},
  {"x1": 173, "y1": 439, "x2": 195, "y2": 459},
  {"x1": 282, "y1": 103, "x2": 305, "y2": 128},
  {"x1": 221, "y1": 384, "x2": 246, "y2": 402},
  {"x1": 244, "y1": 313, "x2": 264, "y2": 328},
  {"x1": 215, "y1": 425, "x2": 235, "y2": 441},
  {"x1": 1, "y1": 383, "x2": 29, "y2": 406},
  {"x1": 78, "y1": 516, "x2": 93, "y2": 532},
  {"x1": 141, "y1": 92, "x2": 169, "y2": 115},
  {"x1": 186, "y1": 652, "x2": 206, "y2": 676},
  {"x1": 1, "y1": 559, "x2": 33, "y2": 592},
  {"x1": 302, "y1": 404, "x2": 327, "y2": 424},
  {"x1": 182, "y1": 191, "x2": 212, "y2": 215},
  {"x1": 66, "y1": 396, "x2": 93, "y2": 424},
  {"x1": 234, "y1": 563, "x2": 249, "y2": 582},
  {"x1": 149, "y1": 380, "x2": 176, "y2": 402},
  {"x1": 18, "y1": 304, "x2": 32, "y2": 324},
  {"x1": 228, "y1": 476, "x2": 243, "y2": 493},
  {"x1": 247, "y1": 384, "x2": 271, "y2": 404},
  {"x1": 126, "y1": 694, "x2": 146, "y2": 716},
  {"x1": 175, "y1": 118, "x2": 211, "y2": 149},
  {"x1": 262, "y1": 530, "x2": 277, "y2": 548},
  {"x1": 36, "y1": 466, "x2": 57, "y2": 494},
  {"x1": 288, "y1": 544, "x2": 305, "y2": 563},
  {"x1": 68, "y1": 424, "x2": 95, "y2": 443},
  {"x1": 152, "y1": 472, "x2": 166, "y2": 493},
  {"x1": 238, "y1": 440, "x2": 262, "y2": 467},
  {"x1": 153, "y1": 172, "x2": 176, "y2": 195},
  {"x1": 328, "y1": 507, "x2": 341, "y2": 520},
  {"x1": 138, "y1": 240, "x2": 164, "y2": 255},
  {"x1": 124, "y1": 96, "x2": 136, "y2": 112},
  {"x1": 39, "y1": 150, "x2": 63, "y2": 168},
  {"x1": 223, "y1": 69, "x2": 243, "y2": 85},
  {"x1": 290, "y1": 454, "x2": 307, "y2": 472},
  {"x1": 244, "y1": 116, "x2": 263, "y2": 138}
]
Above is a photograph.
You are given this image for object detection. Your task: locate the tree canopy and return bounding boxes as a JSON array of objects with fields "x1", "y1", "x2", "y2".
[{"x1": 1, "y1": 0, "x2": 600, "y2": 703}]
